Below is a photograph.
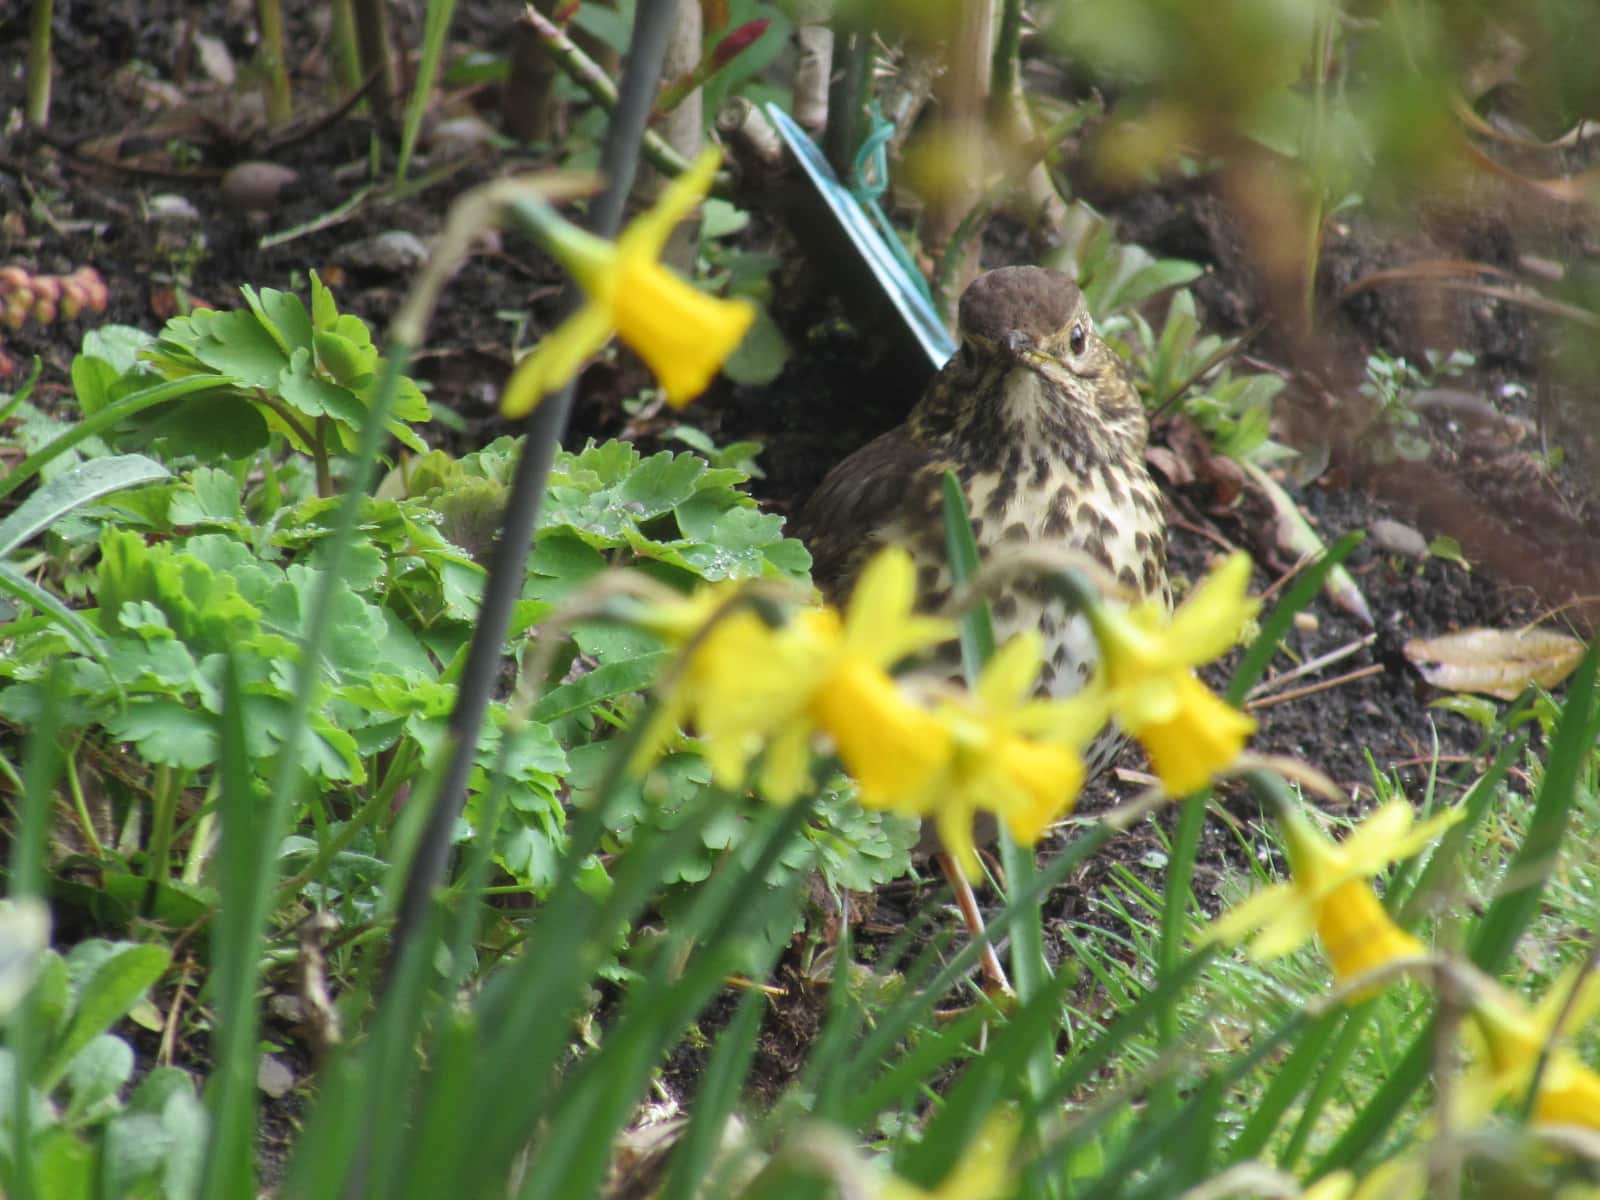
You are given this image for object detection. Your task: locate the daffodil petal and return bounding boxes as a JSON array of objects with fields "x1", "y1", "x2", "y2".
[
  {"x1": 1247, "y1": 900, "x2": 1321, "y2": 961},
  {"x1": 1204, "y1": 882, "x2": 1293, "y2": 946},
  {"x1": 758, "y1": 720, "x2": 815, "y2": 805},
  {"x1": 831, "y1": 548, "x2": 955, "y2": 665},
  {"x1": 500, "y1": 306, "x2": 614, "y2": 418},
  {"x1": 1160, "y1": 551, "x2": 1259, "y2": 667},
  {"x1": 993, "y1": 736, "x2": 1083, "y2": 842},
  {"x1": 978, "y1": 633, "x2": 1046, "y2": 710},
  {"x1": 1116, "y1": 673, "x2": 1181, "y2": 729},
  {"x1": 936, "y1": 801, "x2": 982, "y2": 879},
  {"x1": 1011, "y1": 691, "x2": 1111, "y2": 750},
  {"x1": 618, "y1": 147, "x2": 723, "y2": 257},
  {"x1": 1136, "y1": 674, "x2": 1255, "y2": 795},
  {"x1": 611, "y1": 260, "x2": 755, "y2": 406},
  {"x1": 1316, "y1": 879, "x2": 1424, "y2": 989},
  {"x1": 1534, "y1": 1054, "x2": 1600, "y2": 1129},
  {"x1": 845, "y1": 546, "x2": 917, "y2": 648},
  {"x1": 1334, "y1": 801, "x2": 1417, "y2": 866},
  {"x1": 812, "y1": 659, "x2": 951, "y2": 805}
]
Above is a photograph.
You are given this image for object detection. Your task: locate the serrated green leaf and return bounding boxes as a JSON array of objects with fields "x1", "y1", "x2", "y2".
[
  {"x1": 310, "y1": 269, "x2": 338, "y2": 330},
  {"x1": 720, "y1": 306, "x2": 789, "y2": 386},
  {"x1": 255, "y1": 286, "x2": 316, "y2": 354},
  {"x1": 104, "y1": 698, "x2": 220, "y2": 769},
  {"x1": 140, "y1": 391, "x2": 272, "y2": 460},
  {"x1": 97, "y1": 531, "x2": 262, "y2": 653},
  {"x1": 80, "y1": 325, "x2": 155, "y2": 378},
  {"x1": 314, "y1": 329, "x2": 377, "y2": 389},
  {"x1": 168, "y1": 467, "x2": 246, "y2": 528},
  {"x1": 278, "y1": 346, "x2": 366, "y2": 425},
  {"x1": 619, "y1": 452, "x2": 706, "y2": 516},
  {"x1": 181, "y1": 307, "x2": 289, "y2": 387}
]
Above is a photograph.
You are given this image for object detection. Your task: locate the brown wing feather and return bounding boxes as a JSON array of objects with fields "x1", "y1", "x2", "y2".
[{"x1": 793, "y1": 427, "x2": 948, "y2": 604}]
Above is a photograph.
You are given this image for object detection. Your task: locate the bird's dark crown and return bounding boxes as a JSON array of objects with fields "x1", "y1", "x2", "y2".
[{"x1": 912, "y1": 266, "x2": 1147, "y2": 475}]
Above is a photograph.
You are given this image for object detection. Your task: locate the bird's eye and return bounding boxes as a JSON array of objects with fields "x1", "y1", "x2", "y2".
[
  {"x1": 960, "y1": 342, "x2": 977, "y2": 368},
  {"x1": 1069, "y1": 323, "x2": 1087, "y2": 356}
]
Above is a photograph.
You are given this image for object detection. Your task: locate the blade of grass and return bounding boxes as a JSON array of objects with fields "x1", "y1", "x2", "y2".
[
  {"x1": 658, "y1": 987, "x2": 766, "y2": 1200},
  {"x1": 1148, "y1": 530, "x2": 1364, "y2": 1118},
  {"x1": 200, "y1": 345, "x2": 413, "y2": 1197},
  {"x1": 1470, "y1": 637, "x2": 1598, "y2": 968},
  {"x1": 395, "y1": 0, "x2": 457, "y2": 180},
  {"x1": 197, "y1": 653, "x2": 264, "y2": 1198},
  {"x1": 6, "y1": 664, "x2": 66, "y2": 1200},
  {"x1": 0, "y1": 375, "x2": 226, "y2": 503},
  {"x1": 516, "y1": 801, "x2": 813, "y2": 1200},
  {"x1": 1226, "y1": 1004, "x2": 1348, "y2": 1164},
  {"x1": 1225, "y1": 531, "x2": 1364, "y2": 706},
  {"x1": 897, "y1": 959, "x2": 1081, "y2": 1190}
]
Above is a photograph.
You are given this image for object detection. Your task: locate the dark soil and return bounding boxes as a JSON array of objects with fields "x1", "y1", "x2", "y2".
[{"x1": 3, "y1": 0, "x2": 1595, "y2": 1148}]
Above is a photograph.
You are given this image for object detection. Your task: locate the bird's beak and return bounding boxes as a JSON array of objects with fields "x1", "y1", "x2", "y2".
[{"x1": 1001, "y1": 329, "x2": 1034, "y2": 358}]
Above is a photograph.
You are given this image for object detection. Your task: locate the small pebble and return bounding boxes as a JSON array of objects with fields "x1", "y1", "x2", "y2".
[
  {"x1": 335, "y1": 230, "x2": 430, "y2": 273},
  {"x1": 1370, "y1": 518, "x2": 1429, "y2": 560},
  {"x1": 147, "y1": 193, "x2": 201, "y2": 225},
  {"x1": 257, "y1": 1054, "x2": 295, "y2": 1099},
  {"x1": 221, "y1": 161, "x2": 299, "y2": 213}
]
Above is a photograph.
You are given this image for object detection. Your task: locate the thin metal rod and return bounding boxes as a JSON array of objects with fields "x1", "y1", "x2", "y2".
[{"x1": 386, "y1": 2, "x2": 678, "y2": 979}]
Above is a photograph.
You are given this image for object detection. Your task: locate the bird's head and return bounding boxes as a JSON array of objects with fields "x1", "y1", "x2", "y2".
[{"x1": 915, "y1": 266, "x2": 1145, "y2": 461}]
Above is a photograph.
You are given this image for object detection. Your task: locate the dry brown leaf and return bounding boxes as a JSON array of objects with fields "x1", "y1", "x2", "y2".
[{"x1": 1404, "y1": 626, "x2": 1587, "y2": 699}]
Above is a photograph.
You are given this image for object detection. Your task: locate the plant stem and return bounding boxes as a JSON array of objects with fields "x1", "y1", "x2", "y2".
[
  {"x1": 329, "y1": 0, "x2": 363, "y2": 93},
  {"x1": 396, "y1": 0, "x2": 458, "y2": 181},
  {"x1": 146, "y1": 764, "x2": 184, "y2": 883},
  {"x1": 990, "y1": 0, "x2": 1023, "y2": 105},
  {"x1": 352, "y1": 0, "x2": 397, "y2": 131},
  {"x1": 256, "y1": 0, "x2": 292, "y2": 123},
  {"x1": 272, "y1": 743, "x2": 417, "y2": 904},
  {"x1": 385, "y1": 0, "x2": 679, "y2": 983},
  {"x1": 26, "y1": 0, "x2": 52, "y2": 127},
  {"x1": 521, "y1": 6, "x2": 709, "y2": 187},
  {"x1": 312, "y1": 415, "x2": 332, "y2": 497},
  {"x1": 62, "y1": 738, "x2": 106, "y2": 859}
]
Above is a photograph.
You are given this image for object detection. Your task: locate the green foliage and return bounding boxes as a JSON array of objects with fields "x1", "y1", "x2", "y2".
[
  {"x1": 78, "y1": 274, "x2": 430, "y2": 478},
  {"x1": 1359, "y1": 347, "x2": 1476, "y2": 463},
  {"x1": 0, "y1": 934, "x2": 201, "y2": 1200},
  {"x1": 1127, "y1": 289, "x2": 1289, "y2": 462},
  {"x1": 1, "y1": 305, "x2": 912, "y2": 953}
]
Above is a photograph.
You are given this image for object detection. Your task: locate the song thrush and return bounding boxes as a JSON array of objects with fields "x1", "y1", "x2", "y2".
[{"x1": 796, "y1": 265, "x2": 1169, "y2": 985}]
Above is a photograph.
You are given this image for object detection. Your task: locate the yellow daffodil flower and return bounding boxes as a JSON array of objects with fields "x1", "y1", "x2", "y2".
[
  {"x1": 1206, "y1": 799, "x2": 1462, "y2": 992},
  {"x1": 845, "y1": 633, "x2": 1101, "y2": 876},
  {"x1": 1082, "y1": 552, "x2": 1259, "y2": 795},
  {"x1": 1464, "y1": 971, "x2": 1600, "y2": 1129},
  {"x1": 876, "y1": 1110, "x2": 1020, "y2": 1200},
  {"x1": 633, "y1": 547, "x2": 956, "y2": 803},
  {"x1": 501, "y1": 148, "x2": 757, "y2": 418}
]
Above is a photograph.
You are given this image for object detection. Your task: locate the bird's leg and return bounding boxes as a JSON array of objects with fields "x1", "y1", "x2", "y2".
[{"x1": 934, "y1": 850, "x2": 1012, "y2": 996}]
